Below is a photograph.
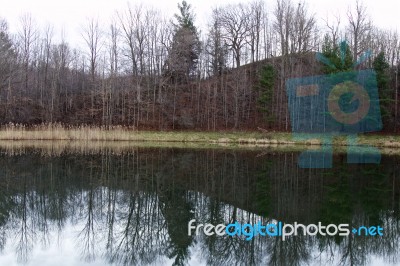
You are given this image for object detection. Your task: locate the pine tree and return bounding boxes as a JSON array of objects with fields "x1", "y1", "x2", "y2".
[
  {"x1": 165, "y1": 1, "x2": 201, "y2": 83},
  {"x1": 0, "y1": 20, "x2": 16, "y2": 90},
  {"x1": 373, "y1": 52, "x2": 392, "y2": 128},
  {"x1": 173, "y1": 0, "x2": 196, "y2": 32},
  {"x1": 320, "y1": 39, "x2": 354, "y2": 74},
  {"x1": 254, "y1": 64, "x2": 275, "y2": 125}
]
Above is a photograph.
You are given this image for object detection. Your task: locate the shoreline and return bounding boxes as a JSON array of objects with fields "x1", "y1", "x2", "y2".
[{"x1": 0, "y1": 125, "x2": 399, "y2": 148}]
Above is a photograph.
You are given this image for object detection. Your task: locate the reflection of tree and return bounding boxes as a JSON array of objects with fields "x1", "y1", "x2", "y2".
[
  {"x1": 105, "y1": 186, "x2": 117, "y2": 259},
  {"x1": 103, "y1": 176, "x2": 167, "y2": 264},
  {"x1": 374, "y1": 213, "x2": 400, "y2": 265},
  {"x1": 112, "y1": 192, "x2": 146, "y2": 265},
  {"x1": 159, "y1": 185, "x2": 195, "y2": 266},
  {"x1": 0, "y1": 183, "x2": 13, "y2": 252},
  {"x1": 317, "y1": 163, "x2": 398, "y2": 266},
  {"x1": 359, "y1": 166, "x2": 390, "y2": 225},
  {"x1": 203, "y1": 197, "x2": 224, "y2": 264},
  {"x1": 198, "y1": 197, "x2": 266, "y2": 265},
  {"x1": 267, "y1": 235, "x2": 310, "y2": 266},
  {"x1": 14, "y1": 182, "x2": 34, "y2": 264},
  {"x1": 254, "y1": 161, "x2": 272, "y2": 217},
  {"x1": 319, "y1": 168, "x2": 352, "y2": 240},
  {"x1": 102, "y1": 170, "x2": 168, "y2": 266},
  {"x1": 77, "y1": 186, "x2": 97, "y2": 262},
  {"x1": 0, "y1": 149, "x2": 398, "y2": 266},
  {"x1": 46, "y1": 161, "x2": 69, "y2": 231},
  {"x1": 202, "y1": 158, "x2": 272, "y2": 266},
  {"x1": 318, "y1": 165, "x2": 367, "y2": 265}
]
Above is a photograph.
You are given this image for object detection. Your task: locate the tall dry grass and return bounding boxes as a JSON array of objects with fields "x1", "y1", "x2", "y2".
[
  {"x1": 0, "y1": 123, "x2": 399, "y2": 150},
  {"x1": 0, "y1": 123, "x2": 136, "y2": 141},
  {"x1": 0, "y1": 123, "x2": 270, "y2": 143}
]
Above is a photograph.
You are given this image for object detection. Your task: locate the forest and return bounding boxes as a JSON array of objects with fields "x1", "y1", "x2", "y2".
[{"x1": 0, "y1": 0, "x2": 399, "y2": 132}]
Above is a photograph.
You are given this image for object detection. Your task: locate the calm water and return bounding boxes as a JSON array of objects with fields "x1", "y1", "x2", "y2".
[{"x1": 0, "y1": 145, "x2": 399, "y2": 266}]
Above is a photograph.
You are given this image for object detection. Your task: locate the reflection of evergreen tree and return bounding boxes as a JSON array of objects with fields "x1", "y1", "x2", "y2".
[
  {"x1": 318, "y1": 163, "x2": 395, "y2": 265},
  {"x1": 254, "y1": 161, "x2": 272, "y2": 217},
  {"x1": 159, "y1": 186, "x2": 195, "y2": 266},
  {"x1": 317, "y1": 165, "x2": 366, "y2": 266},
  {"x1": 319, "y1": 166, "x2": 352, "y2": 244},
  {"x1": 0, "y1": 185, "x2": 13, "y2": 252},
  {"x1": 359, "y1": 166, "x2": 390, "y2": 225},
  {"x1": 199, "y1": 159, "x2": 273, "y2": 266}
]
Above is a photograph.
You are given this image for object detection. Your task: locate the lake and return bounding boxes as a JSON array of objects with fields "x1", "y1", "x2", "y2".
[{"x1": 0, "y1": 142, "x2": 398, "y2": 266}]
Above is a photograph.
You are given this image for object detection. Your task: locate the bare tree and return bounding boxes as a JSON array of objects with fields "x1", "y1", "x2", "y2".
[
  {"x1": 290, "y1": 2, "x2": 316, "y2": 53},
  {"x1": 108, "y1": 20, "x2": 119, "y2": 77},
  {"x1": 102, "y1": 19, "x2": 120, "y2": 126},
  {"x1": 219, "y1": 4, "x2": 250, "y2": 67},
  {"x1": 205, "y1": 8, "x2": 228, "y2": 76},
  {"x1": 18, "y1": 13, "x2": 38, "y2": 91},
  {"x1": 81, "y1": 17, "x2": 102, "y2": 85},
  {"x1": 37, "y1": 24, "x2": 54, "y2": 106},
  {"x1": 324, "y1": 13, "x2": 341, "y2": 47},
  {"x1": 248, "y1": 0, "x2": 265, "y2": 62},
  {"x1": 274, "y1": 0, "x2": 316, "y2": 55},
  {"x1": 81, "y1": 17, "x2": 103, "y2": 120},
  {"x1": 347, "y1": 0, "x2": 371, "y2": 61},
  {"x1": 273, "y1": 0, "x2": 294, "y2": 56},
  {"x1": 117, "y1": 4, "x2": 140, "y2": 77}
]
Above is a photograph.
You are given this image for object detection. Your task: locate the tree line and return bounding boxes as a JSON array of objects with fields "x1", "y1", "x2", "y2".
[{"x1": 0, "y1": 0, "x2": 399, "y2": 131}]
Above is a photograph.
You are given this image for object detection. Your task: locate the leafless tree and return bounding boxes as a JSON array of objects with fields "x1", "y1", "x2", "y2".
[
  {"x1": 205, "y1": 8, "x2": 228, "y2": 76},
  {"x1": 347, "y1": 0, "x2": 371, "y2": 61},
  {"x1": 248, "y1": 0, "x2": 265, "y2": 62},
  {"x1": 18, "y1": 13, "x2": 38, "y2": 91},
  {"x1": 290, "y1": 2, "x2": 317, "y2": 53},
  {"x1": 219, "y1": 4, "x2": 250, "y2": 67},
  {"x1": 81, "y1": 17, "x2": 103, "y2": 120},
  {"x1": 81, "y1": 17, "x2": 102, "y2": 86},
  {"x1": 324, "y1": 13, "x2": 341, "y2": 47},
  {"x1": 273, "y1": 0, "x2": 293, "y2": 56},
  {"x1": 274, "y1": 0, "x2": 316, "y2": 55},
  {"x1": 117, "y1": 4, "x2": 141, "y2": 77}
]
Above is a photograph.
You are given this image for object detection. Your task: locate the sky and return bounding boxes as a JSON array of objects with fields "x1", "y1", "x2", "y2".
[{"x1": 0, "y1": 0, "x2": 399, "y2": 48}]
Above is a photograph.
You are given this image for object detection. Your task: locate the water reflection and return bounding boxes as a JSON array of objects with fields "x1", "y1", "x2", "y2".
[{"x1": 0, "y1": 145, "x2": 398, "y2": 265}]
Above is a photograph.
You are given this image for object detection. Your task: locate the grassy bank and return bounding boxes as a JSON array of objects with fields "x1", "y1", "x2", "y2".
[{"x1": 0, "y1": 124, "x2": 399, "y2": 148}]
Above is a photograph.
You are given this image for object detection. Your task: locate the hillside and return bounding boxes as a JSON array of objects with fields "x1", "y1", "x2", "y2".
[
  {"x1": 2, "y1": 51, "x2": 398, "y2": 133},
  {"x1": 0, "y1": 53, "x2": 321, "y2": 131}
]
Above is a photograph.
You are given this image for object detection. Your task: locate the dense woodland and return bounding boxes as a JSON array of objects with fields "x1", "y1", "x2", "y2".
[{"x1": 0, "y1": 0, "x2": 399, "y2": 131}]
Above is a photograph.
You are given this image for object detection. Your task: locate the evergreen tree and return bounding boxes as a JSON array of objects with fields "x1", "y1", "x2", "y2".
[
  {"x1": 373, "y1": 52, "x2": 392, "y2": 127},
  {"x1": 320, "y1": 39, "x2": 354, "y2": 74},
  {"x1": 254, "y1": 64, "x2": 275, "y2": 125},
  {"x1": 165, "y1": 1, "x2": 201, "y2": 83},
  {"x1": 0, "y1": 20, "x2": 16, "y2": 90},
  {"x1": 173, "y1": 0, "x2": 196, "y2": 32}
]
